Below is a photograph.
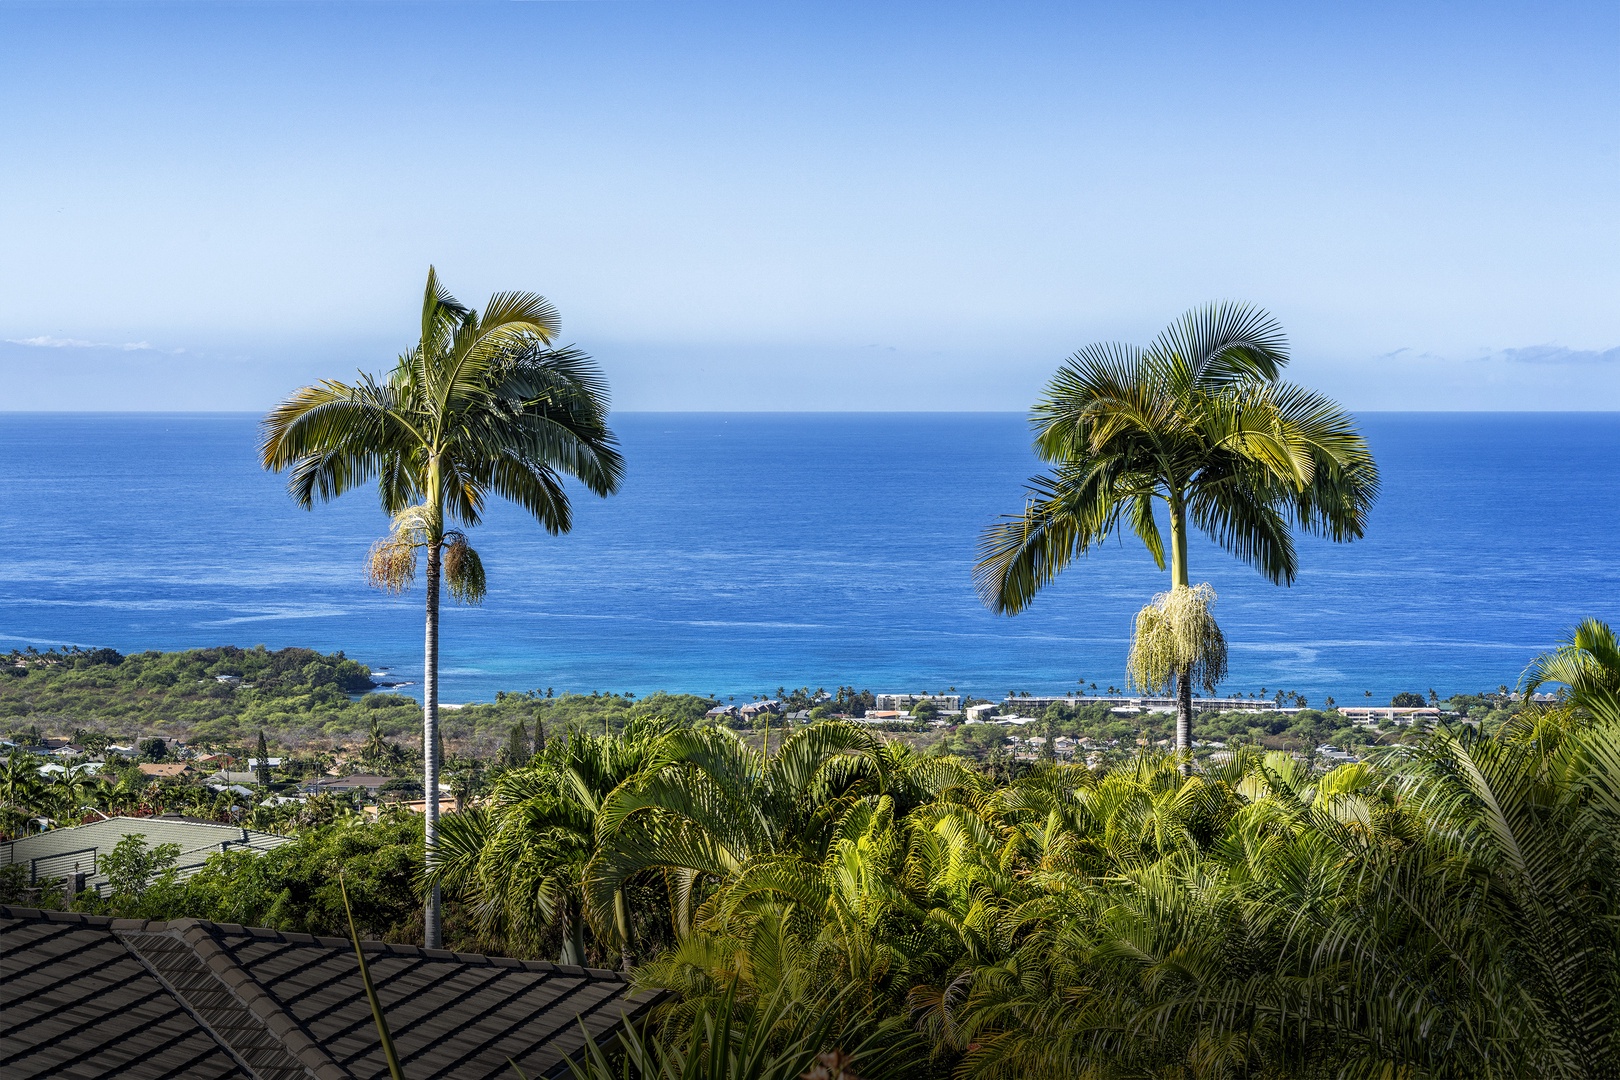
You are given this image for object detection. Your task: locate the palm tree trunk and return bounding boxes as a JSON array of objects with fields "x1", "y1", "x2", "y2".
[
  {"x1": 560, "y1": 900, "x2": 586, "y2": 966},
  {"x1": 423, "y1": 542, "x2": 443, "y2": 950},
  {"x1": 1169, "y1": 494, "x2": 1193, "y2": 770}
]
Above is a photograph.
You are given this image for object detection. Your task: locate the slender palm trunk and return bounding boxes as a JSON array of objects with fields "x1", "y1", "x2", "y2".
[
  {"x1": 560, "y1": 899, "x2": 586, "y2": 966},
  {"x1": 1168, "y1": 495, "x2": 1193, "y2": 771},
  {"x1": 423, "y1": 542, "x2": 443, "y2": 949}
]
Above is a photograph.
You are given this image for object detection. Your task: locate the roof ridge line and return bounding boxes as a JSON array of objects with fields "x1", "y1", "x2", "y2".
[
  {"x1": 179, "y1": 924, "x2": 354, "y2": 1080},
  {"x1": 115, "y1": 926, "x2": 302, "y2": 1080}
]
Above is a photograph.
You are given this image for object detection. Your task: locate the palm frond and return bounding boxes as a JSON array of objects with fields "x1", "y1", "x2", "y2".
[{"x1": 1151, "y1": 301, "x2": 1289, "y2": 388}]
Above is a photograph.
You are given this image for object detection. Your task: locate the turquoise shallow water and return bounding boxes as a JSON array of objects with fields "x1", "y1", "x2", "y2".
[{"x1": 0, "y1": 412, "x2": 1615, "y2": 705}]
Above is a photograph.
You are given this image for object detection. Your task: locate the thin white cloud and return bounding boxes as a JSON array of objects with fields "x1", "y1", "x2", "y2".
[
  {"x1": 1377, "y1": 347, "x2": 1450, "y2": 363},
  {"x1": 1379, "y1": 345, "x2": 1620, "y2": 366},
  {"x1": 6, "y1": 335, "x2": 157, "y2": 351},
  {"x1": 1493, "y1": 345, "x2": 1620, "y2": 365}
]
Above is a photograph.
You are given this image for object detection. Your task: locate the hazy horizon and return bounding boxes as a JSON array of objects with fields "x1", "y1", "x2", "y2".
[
  {"x1": 3, "y1": 2, "x2": 1616, "y2": 413},
  {"x1": 4, "y1": 407, "x2": 1620, "y2": 416}
]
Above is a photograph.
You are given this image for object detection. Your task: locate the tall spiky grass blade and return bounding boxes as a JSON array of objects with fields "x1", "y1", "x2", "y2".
[{"x1": 341, "y1": 873, "x2": 407, "y2": 1080}]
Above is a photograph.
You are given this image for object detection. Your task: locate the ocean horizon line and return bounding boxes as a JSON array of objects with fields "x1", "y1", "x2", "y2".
[{"x1": 3, "y1": 407, "x2": 1620, "y2": 417}]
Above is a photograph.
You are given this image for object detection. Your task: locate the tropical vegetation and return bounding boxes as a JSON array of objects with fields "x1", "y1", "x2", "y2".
[
  {"x1": 0, "y1": 644, "x2": 381, "y2": 744},
  {"x1": 446, "y1": 623, "x2": 1620, "y2": 1079},
  {"x1": 976, "y1": 303, "x2": 1379, "y2": 759},
  {"x1": 4, "y1": 622, "x2": 1614, "y2": 1077},
  {"x1": 0, "y1": 643, "x2": 720, "y2": 765}
]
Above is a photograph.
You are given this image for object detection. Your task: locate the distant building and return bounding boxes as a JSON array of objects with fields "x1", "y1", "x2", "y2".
[
  {"x1": 208, "y1": 769, "x2": 260, "y2": 786},
  {"x1": 1338, "y1": 706, "x2": 1440, "y2": 727},
  {"x1": 1, "y1": 815, "x2": 291, "y2": 895},
  {"x1": 738, "y1": 700, "x2": 781, "y2": 719},
  {"x1": 38, "y1": 762, "x2": 103, "y2": 777},
  {"x1": 1005, "y1": 694, "x2": 1293, "y2": 713},
  {"x1": 137, "y1": 762, "x2": 193, "y2": 779},
  {"x1": 964, "y1": 703, "x2": 996, "y2": 721},
  {"x1": 364, "y1": 796, "x2": 458, "y2": 819},
  {"x1": 304, "y1": 774, "x2": 395, "y2": 795},
  {"x1": 875, "y1": 693, "x2": 962, "y2": 713},
  {"x1": 705, "y1": 704, "x2": 739, "y2": 718}
]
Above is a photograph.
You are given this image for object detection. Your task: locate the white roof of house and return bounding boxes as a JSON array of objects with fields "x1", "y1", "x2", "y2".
[{"x1": 1, "y1": 816, "x2": 291, "y2": 892}]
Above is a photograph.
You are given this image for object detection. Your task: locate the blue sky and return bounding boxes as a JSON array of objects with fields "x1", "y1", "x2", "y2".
[{"x1": 1, "y1": 1, "x2": 1615, "y2": 411}]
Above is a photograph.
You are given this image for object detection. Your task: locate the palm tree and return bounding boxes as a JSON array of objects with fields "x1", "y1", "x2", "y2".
[
  {"x1": 261, "y1": 267, "x2": 625, "y2": 946},
  {"x1": 0, "y1": 753, "x2": 45, "y2": 838},
  {"x1": 45, "y1": 764, "x2": 99, "y2": 824},
  {"x1": 976, "y1": 303, "x2": 1378, "y2": 760},
  {"x1": 582, "y1": 722, "x2": 897, "y2": 941},
  {"x1": 1521, "y1": 618, "x2": 1620, "y2": 728},
  {"x1": 433, "y1": 723, "x2": 670, "y2": 965}
]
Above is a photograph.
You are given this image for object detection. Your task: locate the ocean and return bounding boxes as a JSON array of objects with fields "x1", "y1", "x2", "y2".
[{"x1": 1, "y1": 412, "x2": 1615, "y2": 706}]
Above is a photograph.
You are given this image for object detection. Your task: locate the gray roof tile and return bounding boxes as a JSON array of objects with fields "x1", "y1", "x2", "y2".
[{"x1": 1, "y1": 906, "x2": 661, "y2": 1080}]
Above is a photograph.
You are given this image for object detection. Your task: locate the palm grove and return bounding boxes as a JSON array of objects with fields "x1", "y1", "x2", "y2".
[{"x1": 55, "y1": 281, "x2": 1605, "y2": 1077}]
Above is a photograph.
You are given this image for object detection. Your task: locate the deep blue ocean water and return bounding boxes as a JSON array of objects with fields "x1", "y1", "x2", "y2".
[{"x1": 1, "y1": 412, "x2": 1616, "y2": 705}]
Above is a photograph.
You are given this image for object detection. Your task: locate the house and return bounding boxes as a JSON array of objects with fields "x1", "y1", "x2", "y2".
[
  {"x1": 704, "y1": 704, "x2": 738, "y2": 718},
  {"x1": 0, "y1": 815, "x2": 292, "y2": 894},
  {"x1": 37, "y1": 761, "x2": 103, "y2": 777},
  {"x1": 137, "y1": 762, "x2": 192, "y2": 779},
  {"x1": 1004, "y1": 694, "x2": 1274, "y2": 713},
  {"x1": 964, "y1": 703, "x2": 996, "y2": 721},
  {"x1": 364, "y1": 795, "x2": 459, "y2": 819},
  {"x1": 874, "y1": 693, "x2": 962, "y2": 713},
  {"x1": 738, "y1": 700, "x2": 781, "y2": 719},
  {"x1": 207, "y1": 769, "x2": 260, "y2": 786},
  {"x1": 1, "y1": 904, "x2": 659, "y2": 1080},
  {"x1": 305, "y1": 774, "x2": 396, "y2": 795},
  {"x1": 1338, "y1": 706, "x2": 1440, "y2": 727}
]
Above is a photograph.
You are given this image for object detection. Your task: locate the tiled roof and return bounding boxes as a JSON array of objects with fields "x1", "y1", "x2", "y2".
[
  {"x1": 0, "y1": 905, "x2": 661, "y2": 1080},
  {"x1": 309, "y1": 776, "x2": 395, "y2": 791}
]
